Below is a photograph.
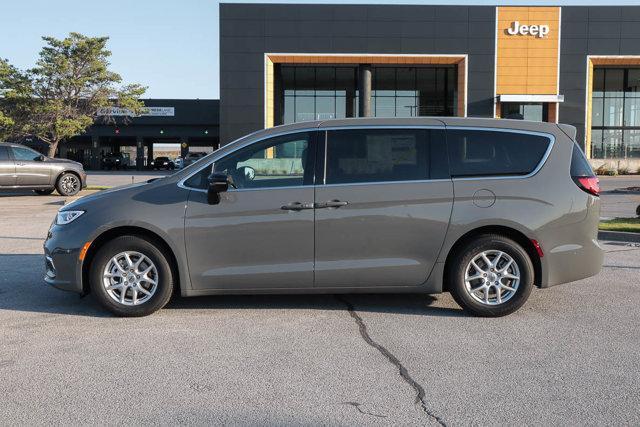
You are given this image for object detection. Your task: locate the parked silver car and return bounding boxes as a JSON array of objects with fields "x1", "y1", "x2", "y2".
[
  {"x1": 43, "y1": 118, "x2": 603, "y2": 317},
  {"x1": 0, "y1": 143, "x2": 87, "y2": 196}
]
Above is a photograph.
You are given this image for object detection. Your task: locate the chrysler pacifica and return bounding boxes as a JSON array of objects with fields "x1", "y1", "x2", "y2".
[{"x1": 44, "y1": 118, "x2": 603, "y2": 317}]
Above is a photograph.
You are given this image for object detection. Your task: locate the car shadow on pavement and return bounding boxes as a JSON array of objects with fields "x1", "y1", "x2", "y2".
[
  {"x1": 0, "y1": 253, "x2": 463, "y2": 318},
  {"x1": 0, "y1": 254, "x2": 111, "y2": 318},
  {"x1": 166, "y1": 293, "x2": 465, "y2": 318}
]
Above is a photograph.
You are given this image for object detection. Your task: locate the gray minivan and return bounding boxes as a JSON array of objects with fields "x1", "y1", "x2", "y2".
[{"x1": 44, "y1": 118, "x2": 603, "y2": 317}]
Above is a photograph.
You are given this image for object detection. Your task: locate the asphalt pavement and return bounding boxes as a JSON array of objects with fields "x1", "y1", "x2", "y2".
[
  {"x1": 0, "y1": 192, "x2": 639, "y2": 425},
  {"x1": 598, "y1": 175, "x2": 640, "y2": 218}
]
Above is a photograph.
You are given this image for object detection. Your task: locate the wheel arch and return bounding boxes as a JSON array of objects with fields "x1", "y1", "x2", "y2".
[
  {"x1": 81, "y1": 226, "x2": 181, "y2": 296},
  {"x1": 442, "y1": 225, "x2": 542, "y2": 291}
]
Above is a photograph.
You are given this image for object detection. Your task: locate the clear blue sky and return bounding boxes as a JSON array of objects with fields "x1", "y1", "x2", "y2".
[{"x1": 1, "y1": 0, "x2": 638, "y2": 99}]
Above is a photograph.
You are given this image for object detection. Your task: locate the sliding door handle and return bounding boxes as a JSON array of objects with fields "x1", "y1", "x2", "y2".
[
  {"x1": 318, "y1": 200, "x2": 348, "y2": 209},
  {"x1": 281, "y1": 202, "x2": 314, "y2": 211}
]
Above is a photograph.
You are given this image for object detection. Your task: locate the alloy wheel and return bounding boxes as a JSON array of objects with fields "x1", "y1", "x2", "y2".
[
  {"x1": 60, "y1": 175, "x2": 79, "y2": 194},
  {"x1": 102, "y1": 251, "x2": 158, "y2": 306},
  {"x1": 464, "y1": 250, "x2": 521, "y2": 306}
]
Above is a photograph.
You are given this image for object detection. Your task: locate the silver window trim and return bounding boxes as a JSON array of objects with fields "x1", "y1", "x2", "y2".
[{"x1": 177, "y1": 124, "x2": 555, "y2": 191}]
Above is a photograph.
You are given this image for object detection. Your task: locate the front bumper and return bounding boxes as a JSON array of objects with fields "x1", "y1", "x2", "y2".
[{"x1": 43, "y1": 226, "x2": 84, "y2": 294}]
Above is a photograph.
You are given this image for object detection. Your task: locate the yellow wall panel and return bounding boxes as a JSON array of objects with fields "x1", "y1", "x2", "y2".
[{"x1": 496, "y1": 6, "x2": 560, "y2": 96}]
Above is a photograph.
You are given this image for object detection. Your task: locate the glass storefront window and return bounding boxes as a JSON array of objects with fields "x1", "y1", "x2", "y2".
[
  {"x1": 277, "y1": 65, "x2": 456, "y2": 125},
  {"x1": 624, "y1": 97, "x2": 640, "y2": 127},
  {"x1": 592, "y1": 98, "x2": 603, "y2": 127},
  {"x1": 501, "y1": 102, "x2": 547, "y2": 121},
  {"x1": 591, "y1": 67, "x2": 640, "y2": 159},
  {"x1": 628, "y1": 69, "x2": 640, "y2": 96},
  {"x1": 625, "y1": 129, "x2": 640, "y2": 158},
  {"x1": 280, "y1": 66, "x2": 357, "y2": 124},
  {"x1": 605, "y1": 69, "x2": 624, "y2": 96},
  {"x1": 603, "y1": 98, "x2": 624, "y2": 127}
]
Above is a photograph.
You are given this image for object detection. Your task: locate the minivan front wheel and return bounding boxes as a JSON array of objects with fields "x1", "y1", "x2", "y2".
[
  {"x1": 90, "y1": 236, "x2": 174, "y2": 317},
  {"x1": 448, "y1": 234, "x2": 534, "y2": 317}
]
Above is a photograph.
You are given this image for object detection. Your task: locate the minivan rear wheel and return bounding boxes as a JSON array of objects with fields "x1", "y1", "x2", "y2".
[
  {"x1": 89, "y1": 235, "x2": 174, "y2": 317},
  {"x1": 448, "y1": 234, "x2": 534, "y2": 317}
]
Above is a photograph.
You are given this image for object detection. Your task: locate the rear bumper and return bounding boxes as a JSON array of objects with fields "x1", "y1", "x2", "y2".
[{"x1": 542, "y1": 237, "x2": 604, "y2": 288}]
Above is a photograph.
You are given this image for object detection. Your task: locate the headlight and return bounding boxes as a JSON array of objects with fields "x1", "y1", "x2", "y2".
[{"x1": 56, "y1": 210, "x2": 85, "y2": 225}]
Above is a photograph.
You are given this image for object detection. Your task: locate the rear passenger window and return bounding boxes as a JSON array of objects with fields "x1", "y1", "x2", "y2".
[
  {"x1": 325, "y1": 129, "x2": 447, "y2": 184},
  {"x1": 446, "y1": 130, "x2": 551, "y2": 177},
  {"x1": 0, "y1": 146, "x2": 9, "y2": 160}
]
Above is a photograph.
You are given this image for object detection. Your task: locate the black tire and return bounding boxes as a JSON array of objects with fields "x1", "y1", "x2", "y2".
[
  {"x1": 34, "y1": 189, "x2": 54, "y2": 195},
  {"x1": 55, "y1": 172, "x2": 81, "y2": 196},
  {"x1": 90, "y1": 235, "x2": 174, "y2": 317},
  {"x1": 447, "y1": 234, "x2": 534, "y2": 317}
]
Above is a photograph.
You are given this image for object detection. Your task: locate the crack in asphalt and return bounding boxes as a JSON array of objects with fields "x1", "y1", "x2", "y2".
[
  {"x1": 342, "y1": 401, "x2": 387, "y2": 419},
  {"x1": 603, "y1": 264, "x2": 640, "y2": 270},
  {"x1": 336, "y1": 296, "x2": 447, "y2": 426}
]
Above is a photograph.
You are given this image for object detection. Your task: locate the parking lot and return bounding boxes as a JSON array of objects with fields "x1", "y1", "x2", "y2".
[{"x1": 1, "y1": 182, "x2": 639, "y2": 425}]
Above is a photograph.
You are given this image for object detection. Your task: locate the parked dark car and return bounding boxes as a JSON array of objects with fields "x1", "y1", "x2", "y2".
[
  {"x1": 44, "y1": 118, "x2": 603, "y2": 317},
  {"x1": 0, "y1": 142, "x2": 86, "y2": 196},
  {"x1": 101, "y1": 152, "x2": 128, "y2": 170},
  {"x1": 182, "y1": 152, "x2": 207, "y2": 167},
  {"x1": 150, "y1": 156, "x2": 175, "y2": 170}
]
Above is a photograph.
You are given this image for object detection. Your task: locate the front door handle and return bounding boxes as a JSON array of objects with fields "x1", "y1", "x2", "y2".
[
  {"x1": 16, "y1": 162, "x2": 26, "y2": 166},
  {"x1": 317, "y1": 200, "x2": 348, "y2": 209},
  {"x1": 281, "y1": 202, "x2": 314, "y2": 211}
]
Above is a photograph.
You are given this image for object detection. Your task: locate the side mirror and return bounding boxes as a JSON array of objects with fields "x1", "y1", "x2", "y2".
[
  {"x1": 36, "y1": 154, "x2": 45, "y2": 162},
  {"x1": 207, "y1": 173, "x2": 231, "y2": 205}
]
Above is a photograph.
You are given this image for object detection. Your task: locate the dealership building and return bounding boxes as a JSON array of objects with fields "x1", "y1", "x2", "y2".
[
  {"x1": 219, "y1": 3, "x2": 640, "y2": 166},
  {"x1": 29, "y1": 99, "x2": 219, "y2": 170}
]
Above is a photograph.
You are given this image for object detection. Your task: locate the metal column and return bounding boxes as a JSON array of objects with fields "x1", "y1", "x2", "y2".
[
  {"x1": 136, "y1": 136, "x2": 145, "y2": 171},
  {"x1": 180, "y1": 137, "x2": 189, "y2": 159},
  {"x1": 90, "y1": 136, "x2": 101, "y2": 170},
  {"x1": 358, "y1": 64, "x2": 372, "y2": 117}
]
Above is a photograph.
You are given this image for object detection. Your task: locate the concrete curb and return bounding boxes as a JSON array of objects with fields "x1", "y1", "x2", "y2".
[
  {"x1": 598, "y1": 230, "x2": 640, "y2": 243},
  {"x1": 607, "y1": 189, "x2": 640, "y2": 194}
]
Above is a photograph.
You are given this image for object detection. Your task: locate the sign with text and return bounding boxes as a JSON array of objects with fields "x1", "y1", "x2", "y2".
[
  {"x1": 97, "y1": 107, "x2": 175, "y2": 117},
  {"x1": 506, "y1": 21, "x2": 550, "y2": 38}
]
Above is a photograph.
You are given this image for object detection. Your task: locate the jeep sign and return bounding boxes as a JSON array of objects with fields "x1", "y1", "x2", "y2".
[{"x1": 507, "y1": 21, "x2": 550, "y2": 38}]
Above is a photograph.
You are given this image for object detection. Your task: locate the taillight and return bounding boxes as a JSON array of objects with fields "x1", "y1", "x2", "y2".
[
  {"x1": 570, "y1": 144, "x2": 599, "y2": 197},
  {"x1": 573, "y1": 176, "x2": 600, "y2": 197}
]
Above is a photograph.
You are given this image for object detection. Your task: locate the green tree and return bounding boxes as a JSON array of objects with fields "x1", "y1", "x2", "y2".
[
  {"x1": 0, "y1": 111, "x2": 14, "y2": 140},
  {"x1": 0, "y1": 33, "x2": 146, "y2": 156}
]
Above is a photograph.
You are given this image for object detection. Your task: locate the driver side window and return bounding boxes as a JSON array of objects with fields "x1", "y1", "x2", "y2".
[{"x1": 214, "y1": 132, "x2": 313, "y2": 189}]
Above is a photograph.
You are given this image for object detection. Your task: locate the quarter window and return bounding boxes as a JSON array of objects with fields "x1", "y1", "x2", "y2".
[
  {"x1": 183, "y1": 162, "x2": 213, "y2": 190},
  {"x1": 325, "y1": 129, "x2": 445, "y2": 184},
  {"x1": 12, "y1": 146, "x2": 41, "y2": 161},
  {"x1": 446, "y1": 130, "x2": 551, "y2": 177}
]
